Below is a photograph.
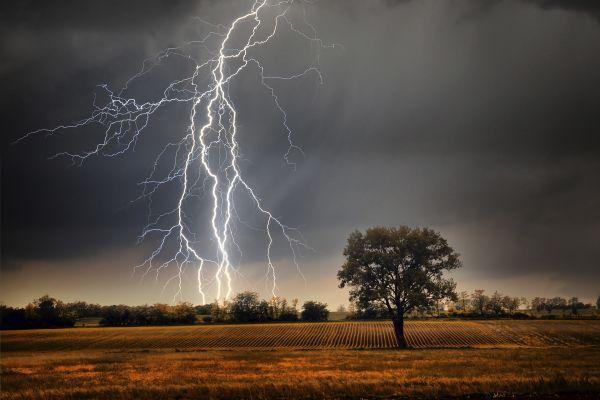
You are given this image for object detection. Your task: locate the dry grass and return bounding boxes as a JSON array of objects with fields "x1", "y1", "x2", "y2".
[
  {"x1": 2, "y1": 320, "x2": 599, "y2": 399},
  {"x1": 1, "y1": 347, "x2": 599, "y2": 399}
]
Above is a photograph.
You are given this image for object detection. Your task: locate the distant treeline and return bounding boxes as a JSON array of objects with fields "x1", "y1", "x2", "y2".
[
  {"x1": 0, "y1": 295, "x2": 197, "y2": 330},
  {"x1": 0, "y1": 292, "x2": 329, "y2": 330},
  {"x1": 2, "y1": 291, "x2": 598, "y2": 329},
  {"x1": 347, "y1": 290, "x2": 599, "y2": 320},
  {"x1": 199, "y1": 292, "x2": 329, "y2": 323}
]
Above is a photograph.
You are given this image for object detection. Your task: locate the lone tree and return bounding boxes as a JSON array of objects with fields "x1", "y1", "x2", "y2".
[{"x1": 338, "y1": 226, "x2": 461, "y2": 348}]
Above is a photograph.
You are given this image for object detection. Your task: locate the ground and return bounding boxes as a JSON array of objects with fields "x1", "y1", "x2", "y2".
[{"x1": 2, "y1": 320, "x2": 600, "y2": 399}]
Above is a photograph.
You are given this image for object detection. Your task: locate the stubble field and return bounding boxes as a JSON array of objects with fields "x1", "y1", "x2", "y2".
[{"x1": 2, "y1": 320, "x2": 600, "y2": 399}]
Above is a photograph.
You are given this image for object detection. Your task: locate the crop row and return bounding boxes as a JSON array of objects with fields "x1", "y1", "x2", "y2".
[{"x1": 2, "y1": 320, "x2": 599, "y2": 351}]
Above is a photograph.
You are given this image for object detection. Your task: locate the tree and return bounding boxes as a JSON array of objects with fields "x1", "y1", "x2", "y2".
[
  {"x1": 350, "y1": 299, "x2": 388, "y2": 319},
  {"x1": 501, "y1": 296, "x2": 520, "y2": 315},
  {"x1": 338, "y1": 226, "x2": 461, "y2": 348},
  {"x1": 210, "y1": 300, "x2": 230, "y2": 322},
  {"x1": 531, "y1": 297, "x2": 546, "y2": 313},
  {"x1": 520, "y1": 297, "x2": 528, "y2": 311},
  {"x1": 230, "y1": 291, "x2": 262, "y2": 322},
  {"x1": 278, "y1": 298, "x2": 299, "y2": 321},
  {"x1": 548, "y1": 297, "x2": 566, "y2": 315},
  {"x1": 267, "y1": 296, "x2": 285, "y2": 320},
  {"x1": 457, "y1": 291, "x2": 470, "y2": 312},
  {"x1": 195, "y1": 304, "x2": 212, "y2": 315},
  {"x1": 471, "y1": 290, "x2": 489, "y2": 316},
  {"x1": 31, "y1": 295, "x2": 76, "y2": 327},
  {"x1": 487, "y1": 291, "x2": 504, "y2": 316},
  {"x1": 301, "y1": 301, "x2": 329, "y2": 321},
  {"x1": 597, "y1": 296, "x2": 600, "y2": 313},
  {"x1": 568, "y1": 297, "x2": 583, "y2": 315},
  {"x1": 173, "y1": 302, "x2": 197, "y2": 324}
]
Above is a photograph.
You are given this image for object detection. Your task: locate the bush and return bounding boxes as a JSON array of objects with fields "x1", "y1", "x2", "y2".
[
  {"x1": 301, "y1": 301, "x2": 329, "y2": 321},
  {"x1": 202, "y1": 316, "x2": 213, "y2": 323}
]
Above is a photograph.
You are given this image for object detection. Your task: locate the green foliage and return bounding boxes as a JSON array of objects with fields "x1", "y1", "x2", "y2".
[
  {"x1": 338, "y1": 226, "x2": 461, "y2": 320},
  {"x1": 301, "y1": 301, "x2": 329, "y2": 321}
]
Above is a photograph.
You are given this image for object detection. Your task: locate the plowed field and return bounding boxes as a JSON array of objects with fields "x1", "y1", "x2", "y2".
[{"x1": 2, "y1": 320, "x2": 599, "y2": 351}]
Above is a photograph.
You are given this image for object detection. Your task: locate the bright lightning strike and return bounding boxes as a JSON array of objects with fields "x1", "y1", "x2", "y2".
[{"x1": 17, "y1": 0, "x2": 334, "y2": 303}]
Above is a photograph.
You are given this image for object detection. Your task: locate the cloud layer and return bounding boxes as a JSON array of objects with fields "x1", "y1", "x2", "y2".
[{"x1": 2, "y1": 0, "x2": 600, "y2": 305}]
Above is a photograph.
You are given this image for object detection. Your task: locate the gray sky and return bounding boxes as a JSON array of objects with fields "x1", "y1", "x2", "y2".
[{"x1": 2, "y1": 0, "x2": 600, "y2": 307}]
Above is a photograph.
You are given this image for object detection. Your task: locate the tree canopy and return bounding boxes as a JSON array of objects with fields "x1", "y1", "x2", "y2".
[{"x1": 338, "y1": 226, "x2": 461, "y2": 347}]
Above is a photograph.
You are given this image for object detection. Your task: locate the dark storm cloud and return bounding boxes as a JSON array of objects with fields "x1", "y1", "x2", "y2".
[
  {"x1": 2, "y1": 0, "x2": 600, "y2": 304},
  {"x1": 526, "y1": 0, "x2": 600, "y2": 23}
]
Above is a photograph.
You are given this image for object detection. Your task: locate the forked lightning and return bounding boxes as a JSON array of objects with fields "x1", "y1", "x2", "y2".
[{"x1": 18, "y1": 0, "x2": 333, "y2": 303}]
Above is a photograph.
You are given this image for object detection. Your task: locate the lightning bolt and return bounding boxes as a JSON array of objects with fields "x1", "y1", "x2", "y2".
[{"x1": 17, "y1": 0, "x2": 334, "y2": 303}]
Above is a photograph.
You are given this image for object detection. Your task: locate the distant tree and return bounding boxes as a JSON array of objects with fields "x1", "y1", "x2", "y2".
[
  {"x1": 173, "y1": 302, "x2": 197, "y2": 324},
  {"x1": 347, "y1": 301, "x2": 357, "y2": 318},
  {"x1": 210, "y1": 301, "x2": 230, "y2": 322},
  {"x1": 520, "y1": 297, "x2": 528, "y2": 311},
  {"x1": 542, "y1": 298, "x2": 554, "y2": 314},
  {"x1": 98, "y1": 302, "x2": 199, "y2": 326},
  {"x1": 531, "y1": 297, "x2": 546, "y2": 313},
  {"x1": 549, "y1": 297, "x2": 567, "y2": 315},
  {"x1": 501, "y1": 296, "x2": 520, "y2": 315},
  {"x1": 487, "y1": 291, "x2": 504, "y2": 316},
  {"x1": 301, "y1": 301, "x2": 329, "y2": 321},
  {"x1": 444, "y1": 299, "x2": 457, "y2": 314},
  {"x1": 278, "y1": 298, "x2": 299, "y2": 321},
  {"x1": 230, "y1": 291, "x2": 262, "y2": 322},
  {"x1": 338, "y1": 226, "x2": 461, "y2": 347},
  {"x1": 267, "y1": 296, "x2": 285, "y2": 320},
  {"x1": 31, "y1": 295, "x2": 76, "y2": 327},
  {"x1": 568, "y1": 297, "x2": 584, "y2": 315},
  {"x1": 257, "y1": 300, "x2": 270, "y2": 321},
  {"x1": 350, "y1": 299, "x2": 388, "y2": 319},
  {"x1": 149, "y1": 304, "x2": 171, "y2": 325},
  {"x1": 64, "y1": 301, "x2": 101, "y2": 319},
  {"x1": 457, "y1": 291, "x2": 470, "y2": 312},
  {"x1": 0, "y1": 305, "x2": 28, "y2": 329},
  {"x1": 336, "y1": 304, "x2": 347, "y2": 313},
  {"x1": 471, "y1": 290, "x2": 490, "y2": 316},
  {"x1": 597, "y1": 296, "x2": 600, "y2": 313},
  {"x1": 195, "y1": 304, "x2": 213, "y2": 315},
  {"x1": 432, "y1": 296, "x2": 445, "y2": 317}
]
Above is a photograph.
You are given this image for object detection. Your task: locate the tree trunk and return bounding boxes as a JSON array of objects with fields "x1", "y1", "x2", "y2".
[{"x1": 392, "y1": 318, "x2": 408, "y2": 348}]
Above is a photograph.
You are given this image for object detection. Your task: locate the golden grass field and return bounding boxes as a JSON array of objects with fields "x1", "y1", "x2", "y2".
[{"x1": 2, "y1": 320, "x2": 600, "y2": 399}]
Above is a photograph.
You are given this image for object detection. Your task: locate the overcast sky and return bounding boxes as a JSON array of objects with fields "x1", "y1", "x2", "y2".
[{"x1": 2, "y1": 0, "x2": 600, "y2": 307}]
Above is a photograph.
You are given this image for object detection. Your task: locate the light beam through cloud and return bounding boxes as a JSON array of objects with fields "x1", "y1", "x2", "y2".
[{"x1": 17, "y1": 0, "x2": 334, "y2": 303}]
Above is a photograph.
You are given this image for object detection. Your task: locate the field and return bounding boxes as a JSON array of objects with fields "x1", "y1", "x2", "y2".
[
  {"x1": 2, "y1": 320, "x2": 600, "y2": 399},
  {"x1": 3, "y1": 320, "x2": 600, "y2": 351}
]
